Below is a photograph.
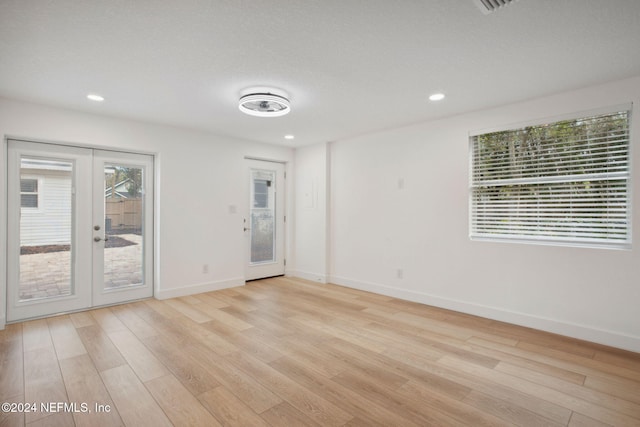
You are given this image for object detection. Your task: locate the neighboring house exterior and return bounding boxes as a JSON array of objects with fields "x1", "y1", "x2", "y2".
[
  {"x1": 20, "y1": 160, "x2": 142, "y2": 247},
  {"x1": 20, "y1": 158, "x2": 72, "y2": 247}
]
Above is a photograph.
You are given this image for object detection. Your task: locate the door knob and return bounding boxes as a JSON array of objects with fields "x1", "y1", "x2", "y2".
[{"x1": 94, "y1": 236, "x2": 109, "y2": 242}]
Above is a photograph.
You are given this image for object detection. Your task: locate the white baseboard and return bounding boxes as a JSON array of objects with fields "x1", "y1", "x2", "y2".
[
  {"x1": 330, "y1": 275, "x2": 640, "y2": 353},
  {"x1": 290, "y1": 270, "x2": 328, "y2": 284},
  {"x1": 155, "y1": 277, "x2": 244, "y2": 300}
]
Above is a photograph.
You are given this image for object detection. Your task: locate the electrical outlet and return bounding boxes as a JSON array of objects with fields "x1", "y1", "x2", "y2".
[
  {"x1": 397, "y1": 269, "x2": 403, "y2": 279},
  {"x1": 203, "y1": 264, "x2": 209, "y2": 274}
]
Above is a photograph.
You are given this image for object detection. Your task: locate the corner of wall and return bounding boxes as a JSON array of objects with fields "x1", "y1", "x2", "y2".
[{"x1": 291, "y1": 270, "x2": 328, "y2": 284}]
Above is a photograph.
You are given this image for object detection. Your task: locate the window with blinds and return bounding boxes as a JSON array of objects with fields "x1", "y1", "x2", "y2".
[{"x1": 470, "y1": 109, "x2": 631, "y2": 249}]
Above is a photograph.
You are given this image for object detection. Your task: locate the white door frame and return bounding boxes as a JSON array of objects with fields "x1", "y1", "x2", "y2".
[
  {"x1": 244, "y1": 158, "x2": 286, "y2": 281},
  {"x1": 6, "y1": 140, "x2": 154, "y2": 322}
]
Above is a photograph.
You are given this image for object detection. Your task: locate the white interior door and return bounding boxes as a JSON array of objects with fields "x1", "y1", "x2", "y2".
[
  {"x1": 6, "y1": 140, "x2": 154, "y2": 322},
  {"x1": 245, "y1": 159, "x2": 286, "y2": 281}
]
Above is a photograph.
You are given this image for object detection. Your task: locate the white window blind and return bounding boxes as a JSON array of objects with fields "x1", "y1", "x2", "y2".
[{"x1": 470, "y1": 109, "x2": 631, "y2": 249}]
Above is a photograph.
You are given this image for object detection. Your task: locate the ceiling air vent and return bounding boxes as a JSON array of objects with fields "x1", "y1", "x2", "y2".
[{"x1": 472, "y1": 0, "x2": 519, "y2": 14}]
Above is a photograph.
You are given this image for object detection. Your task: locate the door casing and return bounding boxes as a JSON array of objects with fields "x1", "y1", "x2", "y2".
[{"x1": 6, "y1": 139, "x2": 154, "y2": 322}]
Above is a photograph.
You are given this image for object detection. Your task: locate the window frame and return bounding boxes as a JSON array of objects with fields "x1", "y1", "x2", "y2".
[
  {"x1": 469, "y1": 104, "x2": 633, "y2": 250},
  {"x1": 20, "y1": 176, "x2": 42, "y2": 210}
]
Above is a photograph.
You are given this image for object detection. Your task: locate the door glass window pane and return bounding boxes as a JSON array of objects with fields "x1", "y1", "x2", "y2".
[
  {"x1": 250, "y1": 170, "x2": 275, "y2": 264},
  {"x1": 103, "y1": 164, "x2": 144, "y2": 289},
  {"x1": 253, "y1": 180, "x2": 270, "y2": 208},
  {"x1": 19, "y1": 157, "x2": 73, "y2": 300}
]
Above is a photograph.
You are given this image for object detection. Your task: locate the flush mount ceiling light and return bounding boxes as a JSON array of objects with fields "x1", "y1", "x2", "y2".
[
  {"x1": 429, "y1": 93, "x2": 445, "y2": 101},
  {"x1": 239, "y1": 88, "x2": 290, "y2": 117}
]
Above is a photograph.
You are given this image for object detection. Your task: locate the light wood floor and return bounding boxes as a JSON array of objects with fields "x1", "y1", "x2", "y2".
[{"x1": 1, "y1": 277, "x2": 639, "y2": 427}]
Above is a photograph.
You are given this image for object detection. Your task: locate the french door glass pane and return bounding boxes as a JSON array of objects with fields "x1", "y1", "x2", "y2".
[
  {"x1": 103, "y1": 164, "x2": 144, "y2": 289},
  {"x1": 19, "y1": 157, "x2": 73, "y2": 301},
  {"x1": 250, "y1": 170, "x2": 276, "y2": 264}
]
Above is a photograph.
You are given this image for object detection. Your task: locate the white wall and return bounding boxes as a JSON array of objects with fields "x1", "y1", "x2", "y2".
[
  {"x1": 0, "y1": 98, "x2": 294, "y2": 327},
  {"x1": 328, "y1": 75, "x2": 640, "y2": 352},
  {"x1": 293, "y1": 142, "x2": 330, "y2": 282}
]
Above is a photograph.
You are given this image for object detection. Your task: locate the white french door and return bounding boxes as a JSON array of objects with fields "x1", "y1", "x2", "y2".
[
  {"x1": 6, "y1": 140, "x2": 154, "y2": 322},
  {"x1": 244, "y1": 159, "x2": 286, "y2": 281}
]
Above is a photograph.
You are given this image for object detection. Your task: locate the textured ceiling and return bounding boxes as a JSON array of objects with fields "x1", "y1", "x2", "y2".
[{"x1": 1, "y1": 0, "x2": 640, "y2": 147}]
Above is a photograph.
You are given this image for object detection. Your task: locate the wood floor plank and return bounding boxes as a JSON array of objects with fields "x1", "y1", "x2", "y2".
[
  {"x1": 107, "y1": 329, "x2": 169, "y2": 382},
  {"x1": 26, "y1": 411, "x2": 75, "y2": 427},
  {"x1": 47, "y1": 315, "x2": 87, "y2": 360},
  {"x1": 583, "y1": 374, "x2": 640, "y2": 405},
  {"x1": 496, "y1": 361, "x2": 640, "y2": 418},
  {"x1": 0, "y1": 323, "x2": 23, "y2": 343},
  {"x1": 469, "y1": 336, "x2": 640, "y2": 385},
  {"x1": 0, "y1": 394, "x2": 25, "y2": 427},
  {"x1": 196, "y1": 306, "x2": 253, "y2": 331},
  {"x1": 100, "y1": 365, "x2": 172, "y2": 427},
  {"x1": 145, "y1": 374, "x2": 222, "y2": 427},
  {"x1": 439, "y1": 356, "x2": 640, "y2": 426},
  {"x1": 399, "y1": 350, "x2": 572, "y2": 425},
  {"x1": 3, "y1": 277, "x2": 639, "y2": 427},
  {"x1": 462, "y1": 389, "x2": 565, "y2": 427},
  {"x1": 593, "y1": 349, "x2": 640, "y2": 372},
  {"x1": 203, "y1": 325, "x2": 284, "y2": 363},
  {"x1": 141, "y1": 334, "x2": 221, "y2": 395},
  {"x1": 0, "y1": 327, "x2": 24, "y2": 401},
  {"x1": 242, "y1": 328, "x2": 348, "y2": 378},
  {"x1": 76, "y1": 324, "x2": 126, "y2": 372},
  {"x1": 143, "y1": 298, "x2": 182, "y2": 318},
  {"x1": 69, "y1": 311, "x2": 96, "y2": 328},
  {"x1": 110, "y1": 304, "x2": 158, "y2": 339},
  {"x1": 164, "y1": 298, "x2": 213, "y2": 323},
  {"x1": 193, "y1": 292, "x2": 230, "y2": 308},
  {"x1": 325, "y1": 337, "x2": 471, "y2": 400},
  {"x1": 183, "y1": 342, "x2": 283, "y2": 414},
  {"x1": 259, "y1": 401, "x2": 322, "y2": 427},
  {"x1": 289, "y1": 315, "x2": 389, "y2": 354},
  {"x1": 226, "y1": 351, "x2": 354, "y2": 426},
  {"x1": 198, "y1": 385, "x2": 270, "y2": 427},
  {"x1": 58, "y1": 354, "x2": 123, "y2": 427},
  {"x1": 22, "y1": 319, "x2": 53, "y2": 353},
  {"x1": 395, "y1": 380, "x2": 515, "y2": 427},
  {"x1": 210, "y1": 291, "x2": 259, "y2": 312},
  {"x1": 23, "y1": 348, "x2": 68, "y2": 424},
  {"x1": 269, "y1": 355, "x2": 424, "y2": 427},
  {"x1": 332, "y1": 368, "x2": 466, "y2": 426},
  {"x1": 568, "y1": 412, "x2": 615, "y2": 427},
  {"x1": 91, "y1": 307, "x2": 127, "y2": 333}
]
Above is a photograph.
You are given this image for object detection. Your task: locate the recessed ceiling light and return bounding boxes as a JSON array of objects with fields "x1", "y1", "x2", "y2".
[
  {"x1": 87, "y1": 94, "x2": 104, "y2": 102},
  {"x1": 429, "y1": 93, "x2": 445, "y2": 101},
  {"x1": 239, "y1": 88, "x2": 290, "y2": 117},
  {"x1": 284, "y1": 135, "x2": 295, "y2": 140}
]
